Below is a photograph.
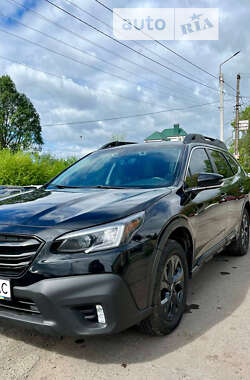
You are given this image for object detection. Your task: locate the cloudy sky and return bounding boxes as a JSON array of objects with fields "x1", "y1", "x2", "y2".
[{"x1": 0, "y1": 0, "x2": 249, "y2": 157}]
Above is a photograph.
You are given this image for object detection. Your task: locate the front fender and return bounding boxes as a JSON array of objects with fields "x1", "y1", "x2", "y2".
[{"x1": 148, "y1": 216, "x2": 194, "y2": 307}]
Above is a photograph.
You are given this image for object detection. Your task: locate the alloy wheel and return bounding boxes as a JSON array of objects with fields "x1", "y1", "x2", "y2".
[{"x1": 160, "y1": 255, "x2": 185, "y2": 321}]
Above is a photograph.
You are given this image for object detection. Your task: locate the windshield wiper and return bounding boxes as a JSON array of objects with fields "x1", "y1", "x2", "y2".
[
  {"x1": 92, "y1": 185, "x2": 124, "y2": 189},
  {"x1": 49, "y1": 184, "x2": 124, "y2": 190},
  {"x1": 50, "y1": 185, "x2": 82, "y2": 189}
]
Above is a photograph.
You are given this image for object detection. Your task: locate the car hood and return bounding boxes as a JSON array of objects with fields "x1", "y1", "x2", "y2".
[{"x1": 0, "y1": 187, "x2": 171, "y2": 229}]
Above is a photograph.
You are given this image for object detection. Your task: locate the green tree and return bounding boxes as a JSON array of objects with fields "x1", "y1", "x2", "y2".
[
  {"x1": 0, "y1": 75, "x2": 43, "y2": 151},
  {"x1": 231, "y1": 105, "x2": 250, "y2": 172}
]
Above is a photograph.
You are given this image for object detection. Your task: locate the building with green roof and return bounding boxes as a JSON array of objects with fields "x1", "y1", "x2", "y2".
[{"x1": 144, "y1": 124, "x2": 187, "y2": 143}]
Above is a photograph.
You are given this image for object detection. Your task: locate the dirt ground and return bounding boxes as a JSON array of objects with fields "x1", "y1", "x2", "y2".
[{"x1": 1, "y1": 247, "x2": 250, "y2": 380}]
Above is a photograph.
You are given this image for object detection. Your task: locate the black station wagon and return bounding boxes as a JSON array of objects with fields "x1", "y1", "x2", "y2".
[{"x1": 0, "y1": 134, "x2": 249, "y2": 336}]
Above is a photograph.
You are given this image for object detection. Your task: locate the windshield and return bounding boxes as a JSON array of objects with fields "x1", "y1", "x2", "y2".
[{"x1": 48, "y1": 145, "x2": 183, "y2": 189}]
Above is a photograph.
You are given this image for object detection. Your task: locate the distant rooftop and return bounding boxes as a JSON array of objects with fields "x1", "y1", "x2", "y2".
[{"x1": 145, "y1": 124, "x2": 187, "y2": 142}]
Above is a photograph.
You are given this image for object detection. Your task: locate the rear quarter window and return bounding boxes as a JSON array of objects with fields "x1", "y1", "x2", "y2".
[{"x1": 225, "y1": 153, "x2": 240, "y2": 175}]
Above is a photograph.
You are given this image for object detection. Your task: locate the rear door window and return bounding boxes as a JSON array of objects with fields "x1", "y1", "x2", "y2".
[
  {"x1": 189, "y1": 148, "x2": 213, "y2": 175},
  {"x1": 186, "y1": 148, "x2": 213, "y2": 188},
  {"x1": 208, "y1": 149, "x2": 234, "y2": 178}
]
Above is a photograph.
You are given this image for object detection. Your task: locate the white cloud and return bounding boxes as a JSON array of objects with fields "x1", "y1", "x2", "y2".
[{"x1": 0, "y1": 0, "x2": 248, "y2": 157}]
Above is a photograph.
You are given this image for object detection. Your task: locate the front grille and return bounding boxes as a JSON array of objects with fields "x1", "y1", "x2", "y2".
[
  {"x1": 0, "y1": 234, "x2": 43, "y2": 277},
  {"x1": 0, "y1": 297, "x2": 40, "y2": 315}
]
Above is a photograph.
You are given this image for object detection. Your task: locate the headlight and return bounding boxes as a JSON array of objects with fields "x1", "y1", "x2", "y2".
[{"x1": 53, "y1": 211, "x2": 145, "y2": 254}]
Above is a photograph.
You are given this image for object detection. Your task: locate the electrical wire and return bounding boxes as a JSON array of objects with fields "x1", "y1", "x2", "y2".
[
  {"x1": 93, "y1": 0, "x2": 218, "y2": 80},
  {"x1": 42, "y1": 101, "x2": 231, "y2": 126},
  {"x1": 0, "y1": 12, "x2": 202, "y2": 102},
  {"x1": 6, "y1": 0, "x2": 237, "y2": 100},
  {"x1": 0, "y1": 55, "x2": 175, "y2": 109},
  {"x1": 94, "y1": 0, "x2": 240, "y2": 95},
  {"x1": 61, "y1": 0, "x2": 202, "y2": 81},
  {"x1": 43, "y1": 0, "x2": 219, "y2": 92},
  {"x1": 0, "y1": 27, "x2": 201, "y2": 102},
  {"x1": 5, "y1": 0, "x2": 206, "y2": 100},
  {"x1": 0, "y1": 56, "x2": 230, "y2": 131}
]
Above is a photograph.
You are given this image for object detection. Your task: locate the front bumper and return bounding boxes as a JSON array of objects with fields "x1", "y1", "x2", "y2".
[{"x1": 0, "y1": 274, "x2": 151, "y2": 336}]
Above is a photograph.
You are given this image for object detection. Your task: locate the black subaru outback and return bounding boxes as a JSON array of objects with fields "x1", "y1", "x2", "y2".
[{"x1": 0, "y1": 134, "x2": 249, "y2": 336}]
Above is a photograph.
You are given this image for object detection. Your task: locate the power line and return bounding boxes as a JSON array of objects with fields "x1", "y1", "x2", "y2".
[
  {"x1": 1, "y1": 55, "x2": 233, "y2": 125},
  {"x1": 0, "y1": 53, "x2": 233, "y2": 109},
  {"x1": 0, "y1": 55, "x2": 64, "y2": 80},
  {"x1": 0, "y1": 56, "x2": 232, "y2": 128},
  {"x1": 61, "y1": 0, "x2": 202, "y2": 81},
  {"x1": 0, "y1": 12, "x2": 200, "y2": 103},
  {"x1": 42, "y1": 101, "x2": 230, "y2": 126},
  {"x1": 0, "y1": 28, "x2": 199, "y2": 102},
  {"x1": 0, "y1": 12, "x2": 138, "y2": 79},
  {"x1": 94, "y1": 0, "x2": 239, "y2": 96},
  {"x1": 223, "y1": 81, "x2": 237, "y2": 94},
  {"x1": 6, "y1": 0, "x2": 196, "y2": 88},
  {"x1": 5, "y1": 0, "x2": 204, "y2": 101},
  {"x1": 0, "y1": 55, "x2": 173, "y2": 109},
  {"x1": 43, "y1": 0, "x2": 219, "y2": 92},
  {"x1": 93, "y1": 0, "x2": 218, "y2": 80},
  {"x1": 7, "y1": 0, "x2": 236, "y2": 101}
]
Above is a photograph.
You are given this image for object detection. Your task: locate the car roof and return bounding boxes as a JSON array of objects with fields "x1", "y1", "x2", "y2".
[
  {"x1": 99, "y1": 134, "x2": 228, "y2": 153},
  {"x1": 98, "y1": 141, "x2": 184, "y2": 153}
]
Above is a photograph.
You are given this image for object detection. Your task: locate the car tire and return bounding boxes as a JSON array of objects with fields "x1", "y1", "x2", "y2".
[
  {"x1": 227, "y1": 208, "x2": 249, "y2": 256},
  {"x1": 140, "y1": 240, "x2": 188, "y2": 336}
]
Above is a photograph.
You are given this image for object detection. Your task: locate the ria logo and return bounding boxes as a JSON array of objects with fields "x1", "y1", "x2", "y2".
[
  {"x1": 181, "y1": 13, "x2": 214, "y2": 36},
  {"x1": 175, "y1": 8, "x2": 219, "y2": 40}
]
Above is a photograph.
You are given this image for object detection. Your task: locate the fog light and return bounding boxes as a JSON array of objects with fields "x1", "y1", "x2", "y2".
[{"x1": 96, "y1": 304, "x2": 106, "y2": 324}]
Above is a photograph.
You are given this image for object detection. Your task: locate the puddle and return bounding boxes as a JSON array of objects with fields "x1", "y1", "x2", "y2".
[{"x1": 184, "y1": 304, "x2": 200, "y2": 313}]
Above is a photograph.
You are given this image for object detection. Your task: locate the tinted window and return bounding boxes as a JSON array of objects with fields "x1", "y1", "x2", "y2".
[
  {"x1": 189, "y1": 148, "x2": 213, "y2": 175},
  {"x1": 48, "y1": 145, "x2": 183, "y2": 189},
  {"x1": 186, "y1": 148, "x2": 213, "y2": 188},
  {"x1": 225, "y1": 154, "x2": 239, "y2": 175},
  {"x1": 209, "y1": 150, "x2": 233, "y2": 178}
]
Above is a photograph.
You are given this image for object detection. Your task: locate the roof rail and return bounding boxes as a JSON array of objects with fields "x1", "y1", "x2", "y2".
[
  {"x1": 183, "y1": 134, "x2": 227, "y2": 150},
  {"x1": 99, "y1": 141, "x2": 137, "y2": 150}
]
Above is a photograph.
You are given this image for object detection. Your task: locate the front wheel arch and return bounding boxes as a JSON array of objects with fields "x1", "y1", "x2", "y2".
[{"x1": 148, "y1": 218, "x2": 194, "y2": 307}]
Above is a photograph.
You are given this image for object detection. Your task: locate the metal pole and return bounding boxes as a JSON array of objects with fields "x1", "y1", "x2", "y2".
[
  {"x1": 235, "y1": 73, "x2": 241, "y2": 158},
  {"x1": 219, "y1": 67, "x2": 224, "y2": 141},
  {"x1": 219, "y1": 51, "x2": 240, "y2": 143}
]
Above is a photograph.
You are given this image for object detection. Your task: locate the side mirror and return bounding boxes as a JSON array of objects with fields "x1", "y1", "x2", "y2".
[{"x1": 197, "y1": 173, "x2": 224, "y2": 188}]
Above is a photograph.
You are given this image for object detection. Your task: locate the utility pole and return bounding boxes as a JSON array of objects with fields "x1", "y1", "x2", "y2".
[
  {"x1": 219, "y1": 51, "x2": 240, "y2": 142},
  {"x1": 219, "y1": 70, "x2": 224, "y2": 142},
  {"x1": 235, "y1": 73, "x2": 241, "y2": 158}
]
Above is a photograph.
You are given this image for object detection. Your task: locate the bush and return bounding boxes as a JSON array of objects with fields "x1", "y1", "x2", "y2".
[{"x1": 0, "y1": 150, "x2": 77, "y2": 186}]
